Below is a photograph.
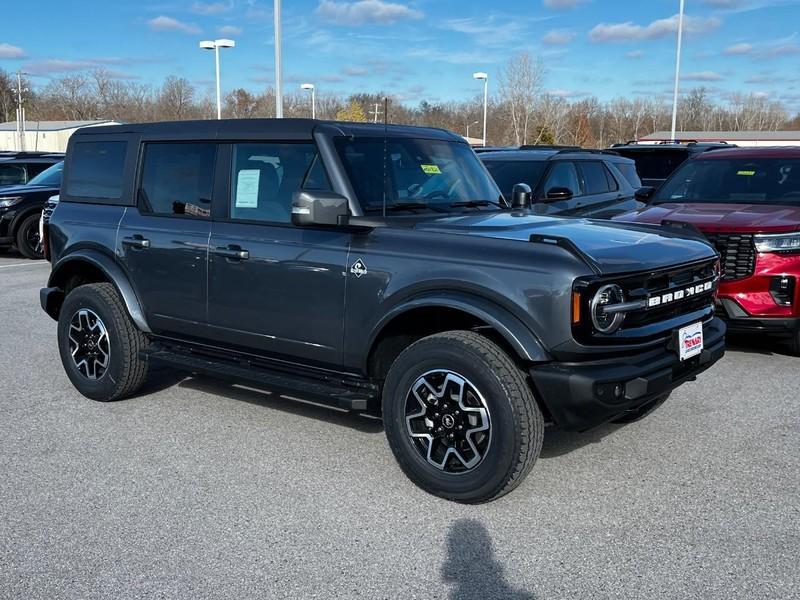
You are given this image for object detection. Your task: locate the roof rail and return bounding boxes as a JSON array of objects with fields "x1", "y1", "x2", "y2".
[
  {"x1": 519, "y1": 144, "x2": 581, "y2": 151},
  {"x1": 548, "y1": 148, "x2": 620, "y2": 158}
]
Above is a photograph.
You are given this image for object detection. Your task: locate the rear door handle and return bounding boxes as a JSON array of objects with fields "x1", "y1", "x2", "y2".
[
  {"x1": 122, "y1": 236, "x2": 151, "y2": 249},
  {"x1": 214, "y1": 246, "x2": 249, "y2": 260}
]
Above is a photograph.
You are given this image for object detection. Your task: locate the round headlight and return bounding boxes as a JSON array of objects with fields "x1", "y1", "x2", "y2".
[{"x1": 591, "y1": 284, "x2": 626, "y2": 333}]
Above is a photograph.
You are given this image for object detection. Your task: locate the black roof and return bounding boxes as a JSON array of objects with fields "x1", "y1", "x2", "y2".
[
  {"x1": 0, "y1": 151, "x2": 64, "y2": 160},
  {"x1": 73, "y1": 118, "x2": 463, "y2": 142},
  {"x1": 478, "y1": 148, "x2": 633, "y2": 163},
  {"x1": 610, "y1": 141, "x2": 734, "y2": 152}
]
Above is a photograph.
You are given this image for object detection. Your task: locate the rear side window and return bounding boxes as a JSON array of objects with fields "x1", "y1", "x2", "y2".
[
  {"x1": 614, "y1": 162, "x2": 642, "y2": 188},
  {"x1": 66, "y1": 141, "x2": 127, "y2": 199},
  {"x1": 138, "y1": 143, "x2": 216, "y2": 219},
  {"x1": 580, "y1": 161, "x2": 611, "y2": 195}
]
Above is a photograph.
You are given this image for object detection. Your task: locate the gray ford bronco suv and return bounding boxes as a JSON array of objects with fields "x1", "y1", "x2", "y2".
[{"x1": 41, "y1": 119, "x2": 725, "y2": 503}]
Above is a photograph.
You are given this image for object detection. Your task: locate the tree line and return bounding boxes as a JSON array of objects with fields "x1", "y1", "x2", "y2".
[{"x1": 2, "y1": 52, "x2": 797, "y2": 148}]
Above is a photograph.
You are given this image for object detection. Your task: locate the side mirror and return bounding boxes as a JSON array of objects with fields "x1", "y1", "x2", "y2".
[
  {"x1": 291, "y1": 190, "x2": 350, "y2": 227},
  {"x1": 544, "y1": 186, "x2": 573, "y2": 201},
  {"x1": 511, "y1": 183, "x2": 532, "y2": 209},
  {"x1": 635, "y1": 186, "x2": 656, "y2": 201}
]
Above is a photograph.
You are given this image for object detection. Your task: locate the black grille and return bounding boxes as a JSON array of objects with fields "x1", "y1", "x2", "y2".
[
  {"x1": 704, "y1": 233, "x2": 755, "y2": 281},
  {"x1": 41, "y1": 199, "x2": 58, "y2": 225}
]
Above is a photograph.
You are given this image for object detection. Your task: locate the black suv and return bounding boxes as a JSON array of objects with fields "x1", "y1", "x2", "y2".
[
  {"x1": 41, "y1": 119, "x2": 725, "y2": 503},
  {"x1": 610, "y1": 142, "x2": 733, "y2": 188},
  {"x1": 0, "y1": 160, "x2": 63, "y2": 258},
  {"x1": 480, "y1": 149, "x2": 644, "y2": 218},
  {"x1": 0, "y1": 151, "x2": 64, "y2": 187}
]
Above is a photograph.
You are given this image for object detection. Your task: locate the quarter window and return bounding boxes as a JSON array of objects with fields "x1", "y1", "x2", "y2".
[
  {"x1": 138, "y1": 143, "x2": 216, "y2": 218},
  {"x1": 229, "y1": 143, "x2": 330, "y2": 223},
  {"x1": 66, "y1": 141, "x2": 127, "y2": 199}
]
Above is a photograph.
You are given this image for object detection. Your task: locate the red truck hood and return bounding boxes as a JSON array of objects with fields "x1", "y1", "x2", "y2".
[{"x1": 614, "y1": 202, "x2": 800, "y2": 234}]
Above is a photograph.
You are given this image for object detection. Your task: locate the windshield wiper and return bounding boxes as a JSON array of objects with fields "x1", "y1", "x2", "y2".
[
  {"x1": 449, "y1": 199, "x2": 506, "y2": 209},
  {"x1": 365, "y1": 202, "x2": 446, "y2": 213}
]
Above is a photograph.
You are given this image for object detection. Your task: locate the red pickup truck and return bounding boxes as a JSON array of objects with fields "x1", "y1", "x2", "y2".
[{"x1": 615, "y1": 147, "x2": 800, "y2": 354}]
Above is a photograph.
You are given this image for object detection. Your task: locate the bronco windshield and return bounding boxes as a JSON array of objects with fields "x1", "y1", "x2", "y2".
[
  {"x1": 335, "y1": 136, "x2": 505, "y2": 213},
  {"x1": 655, "y1": 157, "x2": 800, "y2": 205}
]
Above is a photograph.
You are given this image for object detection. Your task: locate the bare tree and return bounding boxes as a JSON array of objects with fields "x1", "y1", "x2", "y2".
[
  {"x1": 157, "y1": 76, "x2": 195, "y2": 121},
  {"x1": 498, "y1": 52, "x2": 546, "y2": 145}
]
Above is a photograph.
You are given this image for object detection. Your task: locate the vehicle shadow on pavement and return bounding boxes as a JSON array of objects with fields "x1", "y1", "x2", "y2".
[
  {"x1": 540, "y1": 422, "x2": 622, "y2": 459},
  {"x1": 442, "y1": 519, "x2": 535, "y2": 600},
  {"x1": 177, "y1": 374, "x2": 385, "y2": 433},
  {"x1": 725, "y1": 332, "x2": 796, "y2": 357}
]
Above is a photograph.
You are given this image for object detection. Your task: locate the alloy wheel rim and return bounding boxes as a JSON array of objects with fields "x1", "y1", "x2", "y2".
[
  {"x1": 68, "y1": 308, "x2": 111, "y2": 380},
  {"x1": 25, "y1": 225, "x2": 41, "y2": 255},
  {"x1": 404, "y1": 370, "x2": 491, "y2": 474}
]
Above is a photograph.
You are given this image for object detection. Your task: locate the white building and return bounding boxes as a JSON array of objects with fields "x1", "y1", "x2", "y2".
[
  {"x1": 0, "y1": 120, "x2": 119, "y2": 153},
  {"x1": 638, "y1": 130, "x2": 800, "y2": 147}
]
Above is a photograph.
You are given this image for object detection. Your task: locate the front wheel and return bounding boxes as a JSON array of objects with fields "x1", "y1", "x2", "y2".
[
  {"x1": 15, "y1": 213, "x2": 44, "y2": 259},
  {"x1": 382, "y1": 330, "x2": 544, "y2": 503},
  {"x1": 57, "y1": 283, "x2": 150, "y2": 401}
]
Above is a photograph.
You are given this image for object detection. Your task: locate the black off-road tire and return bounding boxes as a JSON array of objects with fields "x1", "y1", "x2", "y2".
[
  {"x1": 787, "y1": 331, "x2": 800, "y2": 357},
  {"x1": 15, "y1": 213, "x2": 44, "y2": 259},
  {"x1": 57, "y1": 283, "x2": 150, "y2": 401},
  {"x1": 382, "y1": 330, "x2": 544, "y2": 503}
]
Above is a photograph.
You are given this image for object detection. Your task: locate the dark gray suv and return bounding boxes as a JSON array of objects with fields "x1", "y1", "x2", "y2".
[{"x1": 40, "y1": 119, "x2": 725, "y2": 502}]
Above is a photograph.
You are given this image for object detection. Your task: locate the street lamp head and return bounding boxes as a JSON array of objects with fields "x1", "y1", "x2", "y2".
[
  {"x1": 199, "y1": 40, "x2": 216, "y2": 50},
  {"x1": 473, "y1": 72, "x2": 488, "y2": 81},
  {"x1": 301, "y1": 83, "x2": 315, "y2": 90},
  {"x1": 215, "y1": 39, "x2": 236, "y2": 48}
]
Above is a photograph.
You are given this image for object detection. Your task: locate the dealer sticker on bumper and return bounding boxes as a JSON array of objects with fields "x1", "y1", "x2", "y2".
[{"x1": 678, "y1": 322, "x2": 704, "y2": 361}]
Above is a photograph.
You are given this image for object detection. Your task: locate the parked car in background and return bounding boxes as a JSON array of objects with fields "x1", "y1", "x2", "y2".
[
  {"x1": 0, "y1": 161, "x2": 63, "y2": 259},
  {"x1": 610, "y1": 141, "x2": 732, "y2": 188},
  {"x1": 39, "y1": 194, "x2": 60, "y2": 262},
  {"x1": 40, "y1": 119, "x2": 725, "y2": 503},
  {"x1": 480, "y1": 148, "x2": 644, "y2": 218},
  {"x1": 0, "y1": 151, "x2": 64, "y2": 187},
  {"x1": 614, "y1": 147, "x2": 800, "y2": 354}
]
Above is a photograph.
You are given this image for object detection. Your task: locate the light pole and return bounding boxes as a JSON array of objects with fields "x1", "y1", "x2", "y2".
[
  {"x1": 466, "y1": 119, "x2": 479, "y2": 140},
  {"x1": 199, "y1": 38, "x2": 235, "y2": 119},
  {"x1": 301, "y1": 83, "x2": 315, "y2": 119},
  {"x1": 473, "y1": 72, "x2": 488, "y2": 147},
  {"x1": 670, "y1": 0, "x2": 685, "y2": 141},
  {"x1": 274, "y1": 0, "x2": 283, "y2": 118},
  {"x1": 12, "y1": 70, "x2": 28, "y2": 151}
]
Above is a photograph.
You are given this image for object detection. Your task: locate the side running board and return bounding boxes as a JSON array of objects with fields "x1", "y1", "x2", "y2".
[{"x1": 142, "y1": 345, "x2": 378, "y2": 412}]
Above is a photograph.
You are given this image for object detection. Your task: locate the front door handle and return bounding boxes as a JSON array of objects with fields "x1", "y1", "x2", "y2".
[
  {"x1": 214, "y1": 246, "x2": 249, "y2": 260},
  {"x1": 122, "y1": 236, "x2": 151, "y2": 249}
]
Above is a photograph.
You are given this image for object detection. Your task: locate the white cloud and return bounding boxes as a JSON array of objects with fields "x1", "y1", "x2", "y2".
[
  {"x1": 724, "y1": 42, "x2": 753, "y2": 55},
  {"x1": 23, "y1": 58, "x2": 137, "y2": 78},
  {"x1": 191, "y1": 1, "x2": 232, "y2": 15},
  {"x1": 626, "y1": 50, "x2": 644, "y2": 58},
  {"x1": 589, "y1": 14, "x2": 721, "y2": 43},
  {"x1": 548, "y1": 88, "x2": 590, "y2": 98},
  {"x1": 682, "y1": 70, "x2": 725, "y2": 81},
  {"x1": 0, "y1": 43, "x2": 25, "y2": 59},
  {"x1": 147, "y1": 16, "x2": 201, "y2": 34},
  {"x1": 542, "y1": 29, "x2": 575, "y2": 45},
  {"x1": 315, "y1": 0, "x2": 423, "y2": 26},
  {"x1": 218, "y1": 25, "x2": 242, "y2": 36},
  {"x1": 406, "y1": 47, "x2": 497, "y2": 65},
  {"x1": 543, "y1": 0, "x2": 587, "y2": 9}
]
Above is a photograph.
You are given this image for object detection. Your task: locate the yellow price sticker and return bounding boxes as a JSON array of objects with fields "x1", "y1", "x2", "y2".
[
  {"x1": 421, "y1": 164, "x2": 441, "y2": 175},
  {"x1": 737, "y1": 170, "x2": 756, "y2": 176}
]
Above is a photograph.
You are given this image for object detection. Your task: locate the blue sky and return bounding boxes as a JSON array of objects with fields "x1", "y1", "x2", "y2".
[{"x1": 2, "y1": 0, "x2": 800, "y2": 111}]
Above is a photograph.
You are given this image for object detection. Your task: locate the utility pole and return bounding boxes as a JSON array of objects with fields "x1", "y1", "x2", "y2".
[
  {"x1": 370, "y1": 102, "x2": 381, "y2": 123},
  {"x1": 274, "y1": 0, "x2": 283, "y2": 118},
  {"x1": 14, "y1": 70, "x2": 27, "y2": 152},
  {"x1": 670, "y1": 0, "x2": 685, "y2": 141}
]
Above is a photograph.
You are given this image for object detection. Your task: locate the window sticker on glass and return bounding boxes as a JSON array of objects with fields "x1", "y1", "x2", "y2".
[
  {"x1": 421, "y1": 164, "x2": 441, "y2": 175},
  {"x1": 236, "y1": 169, "x2": 261, "y2": 208},
  {"x1": 737, "y1": 170, "x2": 756, "y2": 176}
]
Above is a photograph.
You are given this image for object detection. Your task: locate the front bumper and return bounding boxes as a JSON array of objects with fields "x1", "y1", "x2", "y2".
[
  {"x1": 529, "y1": 317, "x2": 726, "y2": 431},
  {"x1": 717, "y1": 298, "x2": 799, "y2": 337}
]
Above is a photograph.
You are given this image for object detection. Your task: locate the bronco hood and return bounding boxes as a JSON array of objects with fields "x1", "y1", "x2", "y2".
[
  {"x1": 413, "y1": 211, "x2": 716, "y2": 274},
  {"x1": 613, "y1": 202, "x2": 800, "y2": 234}
]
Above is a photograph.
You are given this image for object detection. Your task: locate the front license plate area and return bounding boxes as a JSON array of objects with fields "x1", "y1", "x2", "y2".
[{"x1": 677, "y1": 321, "x2": 704, "y2": 361}]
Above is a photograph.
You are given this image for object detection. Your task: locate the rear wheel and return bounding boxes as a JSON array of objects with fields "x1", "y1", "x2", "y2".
[
  {"x1": 15, "y1": 213, "x2": 43, "y2": 259},
  {"x1": 57, "y1": 283, "x2": 150, "y2": 401},
  {"x1": 382, "y1": 330, "x2": 544, "y2": 503},
  {"x1": 788, "y1": 331, "x2": 800, "y2": 357}
]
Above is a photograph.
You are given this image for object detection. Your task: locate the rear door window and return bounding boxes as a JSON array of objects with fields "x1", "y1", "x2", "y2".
[
  {"x1": 66, "y1": 141, "x2": 127, "y2": 199},
  {"x1": 580, "y1": 161, "x2": 611, "y2": 195},
  {"x1": 138, "y1": 143, "x2": 216, "y2": 218}
]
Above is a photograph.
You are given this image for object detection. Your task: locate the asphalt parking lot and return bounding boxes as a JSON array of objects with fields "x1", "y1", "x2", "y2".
[{"x1": 1, "y1": 251, "x2": 798, "y2": 600}]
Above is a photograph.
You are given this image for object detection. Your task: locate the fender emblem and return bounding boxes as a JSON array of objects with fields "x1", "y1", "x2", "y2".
[{"x1": 350, "y1": 258, "x2": 368, "y2": 278}]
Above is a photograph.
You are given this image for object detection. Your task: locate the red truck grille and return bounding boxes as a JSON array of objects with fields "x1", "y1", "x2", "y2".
[{"x1": 703, "y1": 233, "x2": 755, "y2": 281}]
